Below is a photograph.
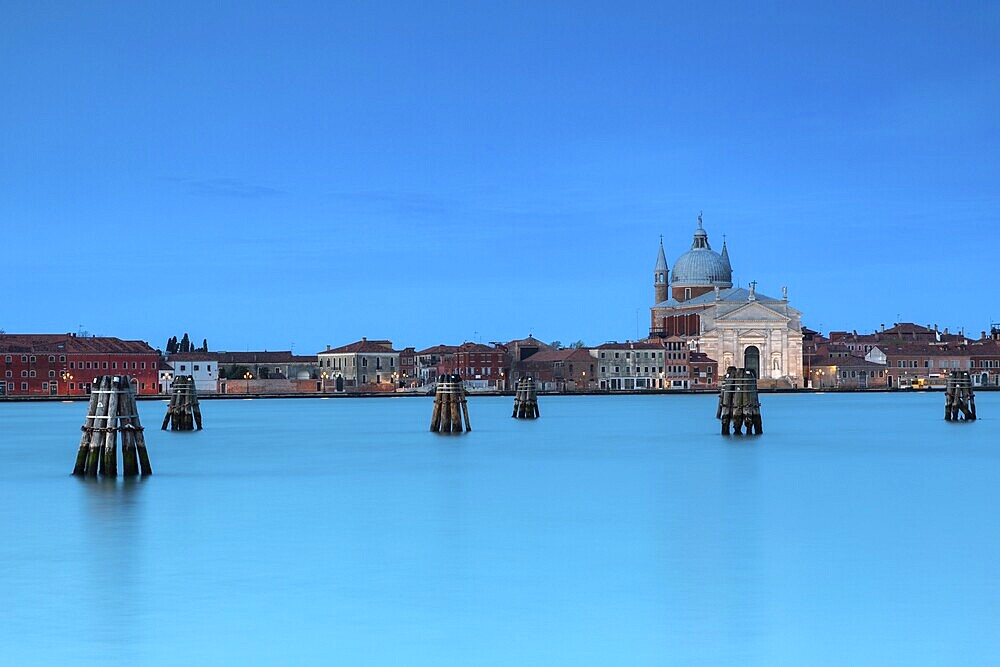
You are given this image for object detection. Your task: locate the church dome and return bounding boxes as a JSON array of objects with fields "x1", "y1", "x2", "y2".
[{"x1": 670, "y1": 218, "x2": 733, "y2": 287}]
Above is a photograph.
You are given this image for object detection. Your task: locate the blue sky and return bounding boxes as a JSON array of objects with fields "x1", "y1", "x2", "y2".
[{"x1": 3, "y1": 1, "x2": 998, "y2": 352}]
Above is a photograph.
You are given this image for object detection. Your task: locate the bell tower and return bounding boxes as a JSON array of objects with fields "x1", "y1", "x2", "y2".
[{"x1": 654, "y1": 236, "x2": 669, "y2": 304}]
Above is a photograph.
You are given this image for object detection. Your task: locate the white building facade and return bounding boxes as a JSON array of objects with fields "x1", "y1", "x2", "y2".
[{"x1": 649, "y1": 218, "x2": 804, "y2": 387}]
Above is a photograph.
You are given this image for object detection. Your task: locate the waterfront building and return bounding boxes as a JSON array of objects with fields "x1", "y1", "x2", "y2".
[
  {"x1": 969, "y1": 338, "x2": 1000, "y2": 387},
  {"x1": 688, "y1": 351, "x2": 718, "y2": 389},
  {"x1": 438, "y1": 342, "x2": 506, "y2": 389},
  {"x1": 517, "y1": 348, "x2": 597, "y2": 391},
  {"x1": 317, "y1": 338, "x2": 399, "y2": 390},
  {"x1": 414, "y1": 344, "x2": 459, "y2": 385},
  {"x1": 806, "y1": 355, "x2": 888, "y2": 389},
  {"x1": 875, "y1": 342, "x2": 973, "y2": 389},
  {"x1": 398, "y1": 347, "x2": 416, "y2": 387},
  {"x1": 594, "y1": 339, "x2": 687, "y2": 390},
  {"x1": 162, "y1": 352, "x2": 219, "y2": 393},
  {"x1": 0, "y1": 333, "x2": 159, "y2": 396},
  {"x1": 649, "y1": 216, "x2": 803, "y2": 386},
  {"x1": 213, "y1": 351, "x2": 317, "y2": 381}
]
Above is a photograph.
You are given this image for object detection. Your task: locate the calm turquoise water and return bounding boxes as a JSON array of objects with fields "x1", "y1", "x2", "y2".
[{"x1": 1, "y1": 393, "x2": 998, "y2": 665}]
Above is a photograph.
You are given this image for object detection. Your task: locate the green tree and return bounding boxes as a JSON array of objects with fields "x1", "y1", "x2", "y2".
[
  {"x1": 180, "y1": 333, "x2": 190, "y2": 353},
  {"x1": 571, "y1": 340, "x2": 586, "y2": 349}
]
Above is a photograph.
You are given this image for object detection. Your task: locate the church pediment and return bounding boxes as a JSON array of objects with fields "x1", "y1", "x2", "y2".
[{"x1": 716, "y1": 302, "x2": 790, "y2": 322}]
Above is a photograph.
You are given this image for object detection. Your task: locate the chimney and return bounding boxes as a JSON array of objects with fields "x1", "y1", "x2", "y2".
[
  {"x1": 362, "y1": 337, "x2": 367, "y2": 342},
  {"x1": 934, "y1": 324, "x2": 939, "y2": 333},
  {"x1": 982, "y1": 331, "x2": 987, "y2": 341},
  {"x1": 880, "y1": 323, "x2": 885, "y2": 332},
  {"x1": 326, "y1": 345, "x2": 331, "y2": 351},
  {"x1": 944, "y1": 327, "x2": 949, "y2": 335}
]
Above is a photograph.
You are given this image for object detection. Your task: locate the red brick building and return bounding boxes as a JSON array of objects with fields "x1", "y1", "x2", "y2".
[
  {"x1": 439, "y1": 342, "x2": 505, "y2": 388},
  {"x1": 688, "y1": 351, "x2": 718, "y2": 389},
  {"x1": 967, "y1": 339, "x2": 1000, "y2": 387},
  {"x1": 1, "y1": 333, "x2": 160, "y2": 396},
  {"x1": 518, "y1": 348, "x2": 598, "y2": 390},
  {"x1": 398, "y1": 347, "x2": 416, "y2": 387}
]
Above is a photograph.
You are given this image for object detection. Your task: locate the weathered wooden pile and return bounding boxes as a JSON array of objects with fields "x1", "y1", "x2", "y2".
[
  {"x1": 72, "y1": 375, "x2": 152, "y2": 477},
  {"x1": 512, "y1": 377, "x2": 540, "y2": 419},
  {"x1": 944, "y1": 370, "x2": 977, "y2": 421},
  {"x1": 161, "y1": 375, "x2": 203, "y2": 431},
  {"x1": 717, "y1": 367, "x2": 763, "y2": 435},
  {"x1": 430, "y1": 374, "x2": 472, "y2": 433}
]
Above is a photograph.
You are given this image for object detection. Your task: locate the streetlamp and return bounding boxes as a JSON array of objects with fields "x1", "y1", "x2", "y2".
[
  {"x1": 321, "y1": 371, "x2": 328, "y2": 393},
  {"x1": 244, "y1": 371, "x2": 253, "y2": 394},
  {"x1": 162, "y1": 372, "x2": 173, "y2": 395},
  {"x1": 60, "y1": 370, "x2": 73, "y2": 395}
]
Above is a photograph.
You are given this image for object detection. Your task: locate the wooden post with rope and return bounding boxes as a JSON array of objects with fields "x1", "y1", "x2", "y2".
[
  {"x1": 72, "y1": 375, "x2": 151, "y2": 477},
  {"x1": 945, "y1": 370, "x2": 976, "y2": 421},
  {"x1": 161, "y1": 375, "x2": 203, "y2": 430},
  {"x1": 512, "y1": 377, "x2": 540, "y2": 419},
  {"x1": 430, "y1": 373, "x2": 471, "y2": 433},
  {"x1": 718, "y1": 367, "x2": 763, "y2": 435}
]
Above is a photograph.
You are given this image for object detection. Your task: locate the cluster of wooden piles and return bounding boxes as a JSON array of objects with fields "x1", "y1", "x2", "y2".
[
  {"x1": 429, "y1": 374, "x2": 472, "y2": 433},
  {"x1": 512, "y1": 377, "x2": 540, "y2": 419},
  {"x1": 945, "y1": 370, "x2": 977, "y2": 421},
  {"x1": 161, "y1": 375, "x2": 203, "y2": 430},
  {"x1": 72, "y1": 375, "x2": 152, "y2": 477},
  {"x1": 717, "y1": 367, "x2": 763, "y2": 435}
]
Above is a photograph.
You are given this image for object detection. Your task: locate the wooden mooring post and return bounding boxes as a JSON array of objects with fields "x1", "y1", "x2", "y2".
[
  {"x1": 72, "y1": 375, "x2": 152, "y2": 477},
  {"x1": 945, "y1": 370, "x2": 976, "y2": 421},
  {"x1": 161, "y1": 375, "x2": 203, "y2": 431},
  {"x1": 717, "y1": 367, "x2": 763, "y2": 435},
  {"x1": 429, "y1": 374, "x2": 471, "y2": 433},
  {"x1": 512, "y1": 377, "x2": 540, "y2": 419}
]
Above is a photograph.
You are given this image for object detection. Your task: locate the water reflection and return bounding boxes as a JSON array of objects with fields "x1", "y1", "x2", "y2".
[{"x1": 75, "y1": 477, "x2": 148, "y2": 660}]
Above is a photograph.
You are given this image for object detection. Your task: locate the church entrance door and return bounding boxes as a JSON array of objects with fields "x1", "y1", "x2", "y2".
[{"x1": 743, "y1": 346, "x2": 760, "y2": 378}]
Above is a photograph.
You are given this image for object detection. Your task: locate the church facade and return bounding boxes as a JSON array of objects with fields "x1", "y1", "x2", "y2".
[{"x1": 649, "y1": 217, "x2": 804, "y2": 386}]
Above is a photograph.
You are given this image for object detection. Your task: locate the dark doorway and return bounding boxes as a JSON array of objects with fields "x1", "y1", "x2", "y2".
[
  {"x1": 743, "y1": 346, "x2": 760, "y2": 378},
  {"x1": 335, "y1": 375, "x2": 344, "y2": 392}
]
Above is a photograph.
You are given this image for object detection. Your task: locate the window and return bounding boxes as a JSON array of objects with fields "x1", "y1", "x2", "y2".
[
  {"x1": 48, "y1": 355, "x2": 55, "y2": 362},
  {"x1": 141, "y1": 362, "x2": 146, "y2": 370},
  {"x1": 29, "y1": 356, "x2": 36, "y2": 362},
  {"x1": 70, "y1": 383, "x2": 75, "y2": 390},
  {"x1": 194, "y1": 365, "x2": 200, "y2": 371},
  {"x1": 29, "y1": 370, "x2": 36, "y2": 378},
  {"x1": 48, "y1": 370, "x2": 55, "y2": 378},
  {"x1": 59, "y1": 355, "x2": 65, "y2": 362},
  {"x1": 70, "y1": 361, "x2": 75, "y2": 369},
  {"x1": 21, "y1": 356, "x2": 28, "y2": 362},
  {"x1": 103, "y1": 362, "x2": 108, "y2": 369},
  {"x1": 21, "y1": 382, "x2": 27, "y2": 391},
  {"x1": 180, "y1": 365, "x2": 186, "y2": 371},
  {"x1": 601, "y1": 366, "x2": 606, "y2": 373},
  {"x1": 21, "y1": 370, "x2": 27, "y2": 378},
  {"x1": 42, "y1": 382, "x2": 48, "y2": 390},
  {"x1": 4, "y1": 371, "x2": 9, "y2": 378},
  {"x1": 207, "y1": 365, "x2": 212, "y2": 372},
  {"x1": 3, "y1": 355, "x2": 9, "y2": 363}
]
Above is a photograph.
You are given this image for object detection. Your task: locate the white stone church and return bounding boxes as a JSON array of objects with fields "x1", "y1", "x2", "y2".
[{"x1": 649, "y1": 216, "x2": 804, "y2": 386}]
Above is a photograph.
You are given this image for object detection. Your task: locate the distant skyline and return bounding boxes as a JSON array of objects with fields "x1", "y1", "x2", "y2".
[{"x1": 3, "y1": 2, "x2": 999, "y2": 352}]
